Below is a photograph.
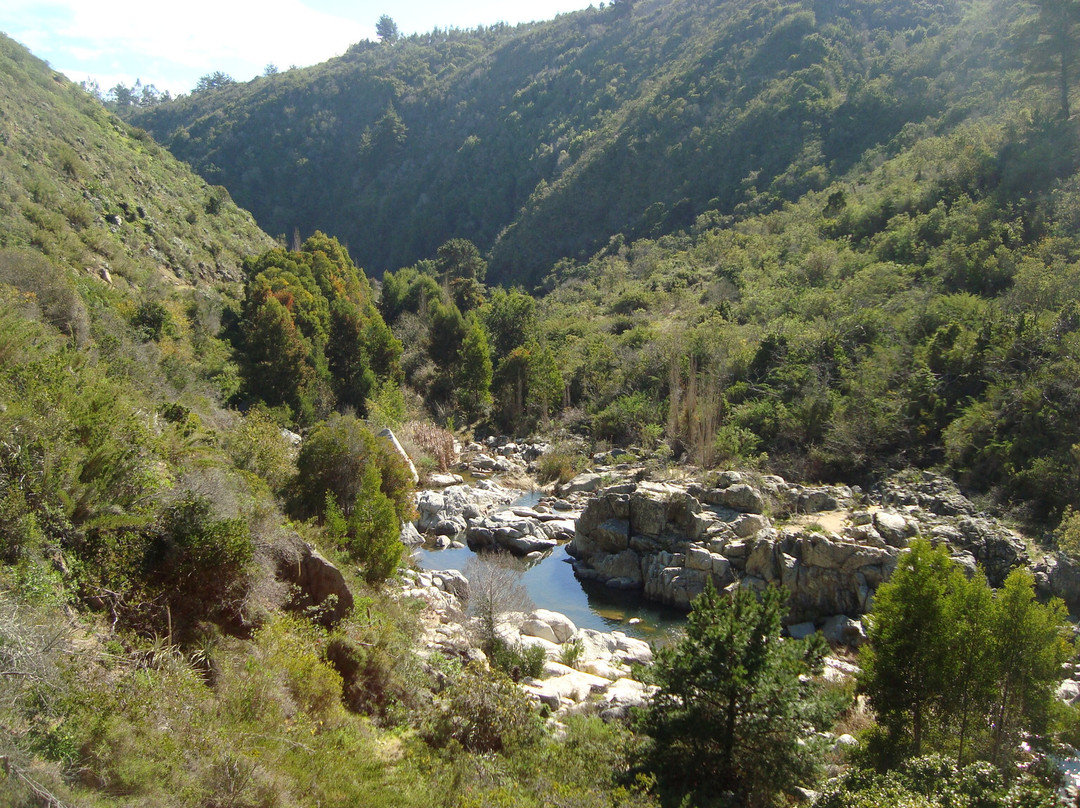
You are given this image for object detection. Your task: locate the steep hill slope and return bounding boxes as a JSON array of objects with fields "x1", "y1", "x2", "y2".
[
  {"x1": 128, "y1": 0, "x2": 1032, "y2": 284},
  {"x1": 0, "y1": 34, "x2": 273, "y2": 291}
]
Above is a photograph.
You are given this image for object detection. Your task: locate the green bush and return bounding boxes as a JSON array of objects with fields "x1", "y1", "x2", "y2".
[
  {"x1": 487, "y1": 636, "x2": 547, "y2": 681},
  {"x1": 423, "y1": 662, "x2": 543, "y2": 754},
  {"x1": 344, "y1": 464, "x2": 403, "y2": 584},
  {"x1": 815, "y1": 756, "x2": 1058, "y2": 808},
  {"x1": 226, "y1": 405, "x2": 295, "y2": 493},
  {"x1": 144, "y1": 491, "x2": 254, "y2": 636},
  {"x1": 290, "y1": 412, "x2": 414, "y2": 525},
  {"x1": 537, "y1": 443, "x2": 587, "y2": 484}
]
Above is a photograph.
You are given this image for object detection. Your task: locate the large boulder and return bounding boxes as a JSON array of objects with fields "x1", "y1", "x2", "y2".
[
  {"x1": 521, "y1": 609, "x2": 578, "y2": 644},
  {"x1": 944, "y1": 517, "x2": 1028, "y2": 587},
  {"x1": 1034, "y1": 553, "x2": 1080, "y2": 613},
  {"x1": 715, "y1": 484, "x2": 765, "y2": 514},
  {"x1": 873, "y1": 511, "x2": 913, "y2": 547},
  {"x1": 274, "y1": 539, "x2": 354, "y2": 626}
]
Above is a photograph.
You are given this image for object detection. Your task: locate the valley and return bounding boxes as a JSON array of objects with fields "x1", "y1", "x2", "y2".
[{"x1": 2, "y1": 0, "x2": 1080, "y2": 804}]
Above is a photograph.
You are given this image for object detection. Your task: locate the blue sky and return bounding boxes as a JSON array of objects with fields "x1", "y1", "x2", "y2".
[{"x1": 0, "y1": 0, "x2": 594, "y2": 96}]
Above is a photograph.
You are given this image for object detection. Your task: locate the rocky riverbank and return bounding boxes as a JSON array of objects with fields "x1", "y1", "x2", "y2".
[
  {"x1": 398, "y1": 567, "x2": 656, "y2": 719},
  {"x1": 564, "y1": 469, "x2": 1053, "y2": 634}
]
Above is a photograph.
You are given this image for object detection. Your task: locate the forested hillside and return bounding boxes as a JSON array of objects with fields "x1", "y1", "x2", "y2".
[{"x1": 127, "y1": 0, "x2": 1035, "y2": 284}]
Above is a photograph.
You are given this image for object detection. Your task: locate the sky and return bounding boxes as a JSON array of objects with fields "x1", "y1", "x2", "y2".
[{"x1": 0, "y1": 0, "x2": 594, "y2": 96}]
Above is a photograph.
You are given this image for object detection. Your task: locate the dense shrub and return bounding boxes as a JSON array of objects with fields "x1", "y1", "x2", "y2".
[{"x1": 423, "y1": 662, "x2": 543, "y2": 754}]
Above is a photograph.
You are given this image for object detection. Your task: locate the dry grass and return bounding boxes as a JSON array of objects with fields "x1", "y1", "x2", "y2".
[{"x1": 399, "y1": 420, "x2": 457, "y2": 472}]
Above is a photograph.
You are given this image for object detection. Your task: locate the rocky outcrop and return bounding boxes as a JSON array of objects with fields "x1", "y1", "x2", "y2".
[
  {"x1": 876, "y1": 470, "x2": 976, "y2": 517},
  {"x1": 466, "y1": 509, "x2": 559, "y2": 555},
  {"x1": 415, "y1": 482, "x2": 518, "y2": 536},
  {"x1": 459, "y1": 435, "x2": 551, "y2": 478},
  {"x1": 569, "y1": 470, "x2": 1033, "y2": 625}
]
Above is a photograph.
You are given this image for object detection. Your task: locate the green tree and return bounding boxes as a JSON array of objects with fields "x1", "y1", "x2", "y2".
[
  {"x1": 326, "y1": 299, "x2": 377, "y2": 413},
  {"x1": 194, "y1": 71, "x2": 235, "y2": 93},
  {"x1": 436, "y1": 238, "x2": 487, "y2": 284},
  {"x1": 860, "y1": 540, "x2": 955, "y2": 761},
  {"x1": 428, "y1": 299, "x2": 466, "y2": 367},
  {"x1": 240, "y1": 292, "x2": 319, "y2": 423},
  {"x1": 344, "y1": 463, "x2": 402, "y2": 583},
  {"x1": 638, "y1": 583, "x2": 826, "y2": 807},
  {"x1": 1026, "y1": 0, "x2": 1080, "y2": 119},
  {"x1": 860, "y1": 541, "x2": 1072, "y2": 769},
  {"x1": 988, "y1": 568, "x2": 1070, "y2": 766},
  {"x1": 458, "y1": 316, "x2": 493, "y2": 420},
  {"x1": 376, "y1": 14, "x2": 399, "y2": 44},
  {"x1": 482, "y1": 287, "x2": 537, "y2": 359},
  {"x1": 940, "y1": 568, "x2": 996, "y2": 766}
]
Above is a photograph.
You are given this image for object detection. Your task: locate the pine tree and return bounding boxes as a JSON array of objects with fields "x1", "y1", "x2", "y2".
[{"x1": 639, "y1": 583, "x2": 826, "y2": 807}]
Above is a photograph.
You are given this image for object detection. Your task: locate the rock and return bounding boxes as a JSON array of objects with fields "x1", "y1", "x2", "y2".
[
  {"x1": 592, "y1": 549, "x2": 644, "y2": 584},
  {"x1": 601, "y1": 677, "x2": 653, "y2": 714},
  {"x1": 435, "y1": 516, "x2": 466, "y2": 536},
  {"x1": 1058, "y1": 679, "x2": 1080, "y2": 706},
  {"x1": 873, "y1": 511, "x2": 912, "y2": 547},
  {"x1": 1034, "y1": 553, "x2": 1080, "y2": 613},
  {"x1": 733, "y1": 513, "x2": 769, "y2": 538},
  {"x1": 716, "y1": 483, "x2": 764, "y2": 514},
  {"x1": 541, "y1": 519, "x2": 577, "y2": 541},
  {"x1": 561, "y1": 472, "x2": 605, "y2": 495},
  {"x1": 580, "y1": 659, "x2": 627, "y2": 680},
  {"x1": 950, "y1": 517, "x2": 1028, "y2": 587},
  {"x1": 274, "y1": 539, "x2": 354, "y2": 626},
  {"x1": 528, "y1": 609, "x2": 578, "y2": 644},
  {"x1": 822, "y1": 615, "x2": 866, "y2": 647},
  {"x1": 685, "y1": 545, "x2": 714, "y2": 571},
  {"x1": 431, "y1": 569, "x2": 469, "y2": 601},
  {"x1": 747, "y1": 538, "x2": 784, "y2": 582},
  {"x1": 429, "y1": 472, "x2": 464, "y2": 488},
  {"x1": 520, "y1": 615, "x2": 561, "y2": 644},
  {"x1": 798, "y1": 489, "x2": 838, "y2": 513},
  {"x1": 523, "y1": 670, "x2": 611, "y2": 705},
  {"x1": 877, "y1": 470, "x2": 976, "y2": 516},
  {"x1": 611, "y1": 631, "x2": 653, "y2": 665},
  {"x1": 400, "y1": 521, "x2": 424, "y2": 546},
  {"x1": 787, "y1": 621, "x2": 817, "y2": 640}
]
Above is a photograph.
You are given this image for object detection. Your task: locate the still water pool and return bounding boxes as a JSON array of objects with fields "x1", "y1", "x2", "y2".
[{"x1": 413, "y1": 542, "x2": 686, "y2": 642}]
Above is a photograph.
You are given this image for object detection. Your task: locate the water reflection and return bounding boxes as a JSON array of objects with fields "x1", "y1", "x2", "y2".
[{"x1": 412, "y1": 541, "x2": 685, "y2": 642}]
